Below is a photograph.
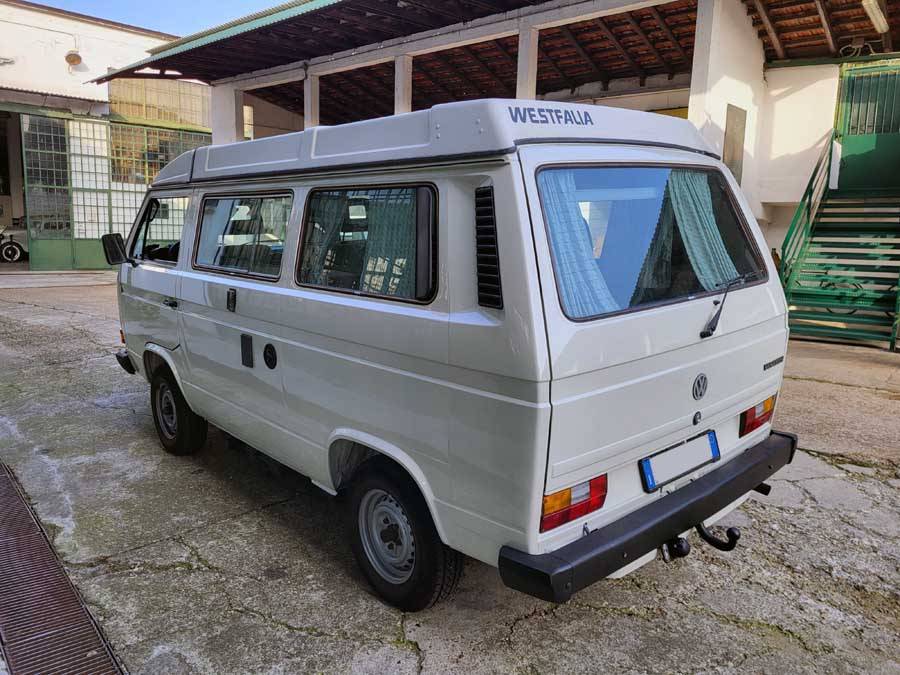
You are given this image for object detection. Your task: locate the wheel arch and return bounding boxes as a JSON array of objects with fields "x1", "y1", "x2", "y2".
[
  {"x1": 142, "y1": 343, "x2": 186, "y2": 392},
  {"x1": 327, "y1": 429, "x2": 449, "y2": 544}
]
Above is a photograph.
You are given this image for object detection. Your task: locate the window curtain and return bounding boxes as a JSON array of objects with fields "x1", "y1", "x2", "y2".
[
  {"x1": 668, "y1": 170, "x2": 738, "y2": 290},
  {"x1": 539, "y1": 170, "x2": 618, "y2": 318},
  {"x1": 303, "y1": 192, "x2": 349, "y2": 285},
  {"x1": 360, "y1": 189, "x2": 416, "y2": 297},
  {"x1": 630, "y1": 191, "x2": 675, "y2": 306}
]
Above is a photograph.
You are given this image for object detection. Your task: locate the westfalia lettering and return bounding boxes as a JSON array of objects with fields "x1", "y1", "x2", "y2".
[{"x1": 508, "y1": 106, "x2": 595, "y2": 126}]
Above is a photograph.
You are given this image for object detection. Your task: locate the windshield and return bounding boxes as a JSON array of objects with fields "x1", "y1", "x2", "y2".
[{"x1": 536, "y1": 166, "x2": 765, "y2": 321}]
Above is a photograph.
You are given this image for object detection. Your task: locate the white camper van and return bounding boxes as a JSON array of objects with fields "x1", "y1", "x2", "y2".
[{"x1": 102, "y1": 100, "x2": 797, "y2": 611}]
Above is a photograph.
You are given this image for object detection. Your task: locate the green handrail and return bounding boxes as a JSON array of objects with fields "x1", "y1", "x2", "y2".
[{"x1": 780, "y1": 130, "x2": 836, "y2": 290}]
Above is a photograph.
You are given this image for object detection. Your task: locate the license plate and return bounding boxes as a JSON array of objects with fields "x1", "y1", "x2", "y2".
[{"x1": 639, "y1": 431, "x2": 720, "y2": 493}]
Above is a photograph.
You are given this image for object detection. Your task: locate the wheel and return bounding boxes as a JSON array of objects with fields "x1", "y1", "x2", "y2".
[
  {"x1": 150, "y1": 368, "x2": 207, "y2": 455},
  {"x1": 821, "y1": 280, "x2": 862, "y2": 315},
  {"x1": 0, "y1": 242, "x2": 23, "y2": 263},
  {"x1": 349, "y1": 459, "x2": 463, "y2": 611}
]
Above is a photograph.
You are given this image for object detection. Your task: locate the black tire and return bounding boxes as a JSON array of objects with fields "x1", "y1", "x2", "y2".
[
  {"x1": 349, "y1": 459, "x2": 463, "y2": 611},
  {"x1": 0, "y1": 242, "x2": 24, "y2": 263},
  {"x1": 150, "y1": 368, "x2": 207, "y2": 456}
]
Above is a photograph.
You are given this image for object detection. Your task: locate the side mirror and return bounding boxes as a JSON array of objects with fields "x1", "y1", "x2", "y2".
[{"x1": 101, "y1": 233, "x2": 131, "y2": 266}]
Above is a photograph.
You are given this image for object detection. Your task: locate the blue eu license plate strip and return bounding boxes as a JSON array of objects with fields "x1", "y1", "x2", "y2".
[{"x1": 639, "y1": 431, "x2": 720, "y2": 493}]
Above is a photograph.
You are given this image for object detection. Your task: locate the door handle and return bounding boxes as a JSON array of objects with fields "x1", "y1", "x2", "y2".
[
  {"x1": 227, "y1": 288, "x2": 237, "y2": 313},
  {"x1": 163, "y1": 297, "x2": 179, "y2": 309}
]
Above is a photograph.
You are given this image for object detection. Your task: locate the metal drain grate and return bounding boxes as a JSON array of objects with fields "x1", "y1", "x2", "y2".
[{"x1": 0, "y1": 463, "x2": 121, "y2": 675}]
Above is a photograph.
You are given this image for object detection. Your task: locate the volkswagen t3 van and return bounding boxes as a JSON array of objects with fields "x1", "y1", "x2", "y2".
[{"x1": 102, "y1": 100, "x2": 797, "y2": 611}]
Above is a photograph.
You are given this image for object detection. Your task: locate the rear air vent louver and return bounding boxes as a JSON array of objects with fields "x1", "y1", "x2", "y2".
[{"x1": 475, "y1": 186, "x2": 503, "y2": 309}]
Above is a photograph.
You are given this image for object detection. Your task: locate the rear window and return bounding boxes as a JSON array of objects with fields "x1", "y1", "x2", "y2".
[{"x1": 536, "y1": 166, "x2": 765, "y2": 321}]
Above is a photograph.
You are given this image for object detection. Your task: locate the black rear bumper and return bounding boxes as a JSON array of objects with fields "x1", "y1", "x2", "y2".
[{"x1": 498, "y1": 430, "x2": 797, "y2": 603}]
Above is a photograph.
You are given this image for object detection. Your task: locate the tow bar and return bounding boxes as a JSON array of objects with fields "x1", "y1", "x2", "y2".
[{"x1": 663, "y1": 480, "x2": 773, "y2": 558}]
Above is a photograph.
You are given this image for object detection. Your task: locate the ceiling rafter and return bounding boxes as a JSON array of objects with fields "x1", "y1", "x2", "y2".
[
  {"x1": 647, "y1": 6, "x2": 691, "y2": 65},
  {"x1": 595, "y1": 17, "x2": 646, "y2": 83},
  {"x1": 557, "y1": 25, "x2": 610, "y2": 89},
  {"x1": 811, "y1": 0, "x2": 838, "y2": 53},
  {"x1": 623, "y1": 13, "x2": 673, "y2": 76},
  {"x1": 750, "y1": 0, "x2": 787, "y2": 58}
]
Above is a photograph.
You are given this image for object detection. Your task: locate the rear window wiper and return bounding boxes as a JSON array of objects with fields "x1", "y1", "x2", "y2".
[{"x1": 699, "y1": 271, "x2": 759, "y2": 339}]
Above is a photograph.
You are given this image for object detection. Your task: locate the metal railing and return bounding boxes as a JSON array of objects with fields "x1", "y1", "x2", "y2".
[{"x1": 780, "y1": 130, "x2": 836, "y2": 290}]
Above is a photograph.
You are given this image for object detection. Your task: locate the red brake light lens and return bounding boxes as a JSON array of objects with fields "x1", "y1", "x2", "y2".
[
  {"x1": 540, "y1": 475, "x2": 608, "y2": 532},
  {"x1": 740, "y1": 395, "x2": 776, "y2": 437}
]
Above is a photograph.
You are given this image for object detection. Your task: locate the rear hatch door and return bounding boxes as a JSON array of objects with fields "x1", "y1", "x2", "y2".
[{"x1": 519, "y1": 144, "x2": 788, "y2": 509}]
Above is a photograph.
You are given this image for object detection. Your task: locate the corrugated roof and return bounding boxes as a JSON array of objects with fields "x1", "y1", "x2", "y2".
[{"x1": 92, "y1": 0, "x2": 342, "y2": 84}]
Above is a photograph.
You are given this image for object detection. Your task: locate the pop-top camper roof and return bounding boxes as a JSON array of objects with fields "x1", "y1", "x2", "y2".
[{"x1": 152, "y1": 99, "x2": 715, "y2": 187}]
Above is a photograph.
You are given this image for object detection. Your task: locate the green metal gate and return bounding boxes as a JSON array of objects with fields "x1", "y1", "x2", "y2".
[
  {"x1": 21, "y1": 114, "x2": 210, "y2": 271},
  {"x1": 837, "y1": 61, "x2": 900, "y2": 191}
]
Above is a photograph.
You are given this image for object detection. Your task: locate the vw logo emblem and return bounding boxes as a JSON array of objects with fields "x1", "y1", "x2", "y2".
[{"x1": 692, "y1": 374, "x2": 708, "y2": 401}]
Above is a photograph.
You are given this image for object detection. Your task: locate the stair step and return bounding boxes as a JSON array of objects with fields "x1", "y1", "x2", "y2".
[
  {"x1": 814, "y1": 224, "x2": 900, "y2": 234},
  {"x1": 787, "y1": 292, "x2": 896, "y2": 312},
  {"x1": 788, "y1": 310, "x2": 894, "y2": 326},
  {"x1": 795, "y1": 273, "x2": 900, "y2": 285},
  {"x1": 809, "y1": 240, "x2": 900, "y2": 250},
  {"x1": 788, "y1": 323, "x2": 892, "y2": 343},
  {"x1": 800, "y1": 262, "x2": 900, "y2": 274},
  {"x1": 805, "y1": 252, "x2": 900, "y2": 262}
]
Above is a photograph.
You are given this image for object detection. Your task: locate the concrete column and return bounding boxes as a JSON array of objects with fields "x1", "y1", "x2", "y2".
[
  {"x1": 304, "y1": 74, "x2": 320, "y2": 129},
  {"x1": 395, "y1": 55, "x2": 413, "y2": 114},
  {"x1": 516, "y1": 25, "x2": 539, "y2": 100},
  {"x1": 210, "y1": 85, "x2": 244, "y2": 145}
]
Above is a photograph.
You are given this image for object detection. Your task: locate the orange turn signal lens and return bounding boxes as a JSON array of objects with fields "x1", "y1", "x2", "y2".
[
  {"x1": 740, "y1": 395, "x2": 776, "y2": 437},
  {"x1": 540, "y1": 475, "x2": 608, "y2": 533}
]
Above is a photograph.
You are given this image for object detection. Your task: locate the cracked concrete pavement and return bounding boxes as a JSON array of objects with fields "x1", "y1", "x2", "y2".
[{"x1": 0, "y1": 273, "x2": 898, "y2": 674}]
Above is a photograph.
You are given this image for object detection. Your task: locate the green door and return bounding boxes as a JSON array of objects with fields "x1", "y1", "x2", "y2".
[{"x1": 837, "y1": 61, "x2": 900, "y2": 191}]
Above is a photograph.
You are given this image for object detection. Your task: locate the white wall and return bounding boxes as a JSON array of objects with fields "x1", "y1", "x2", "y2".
[
  {"x1": 757, "y1": 65, "x2": 840, "y2": 204},
  {"x1": 0, "y1": 3, "x2": 166, "y2": 102},
  {"x1": 244, "y1": 93, "x2": 304, "y2": 139},
  {"x1": 688, "y1": 0, "x2": 767, "y2": 217}
]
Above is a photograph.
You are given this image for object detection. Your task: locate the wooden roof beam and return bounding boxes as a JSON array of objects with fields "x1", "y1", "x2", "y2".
[
  {"x1": 811, "y1": 0, "x2": 837, "y2": 54},
  {"x1": 623, "y1": 13, "x2": 673, "y2": 77},
  {"x1": 558, "y1": 25, "x2": 610, "y2": 89},
  {"x1": 462, "y1": 46, "x2": 514, "y2": 95},
  {"x1": 750, "y1": 0, "x2": 786, "y2": 59},
  {"x1": 349, "y1": 0, "x2": 437, "y2": 31},
  {"x1": 647, "y1": 6, "x2": 690, "y2": 66},
  {"x1": 430, "y1": 52, "x2": 491, "y2": 97},
  {"x1": 596, "y1": 18, "x2": 646, "y2": 84}
]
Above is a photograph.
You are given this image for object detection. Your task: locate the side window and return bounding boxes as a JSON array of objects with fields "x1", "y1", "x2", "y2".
[
  {"x1": 195, "y1": 195, "x2": 292, "y2": 278},
  {"x1": 131, "y1": 196, "x2": 190, "y2": 264},
  {"x1": 297, "y1": 186, "x2": 435, "y2": 301}
]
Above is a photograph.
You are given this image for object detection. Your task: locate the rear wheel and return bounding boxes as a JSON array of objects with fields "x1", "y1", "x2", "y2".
[
  {"x1": 0, "y1": 242, "x2": 24, "y2": 263},
  {"x1": 150, "y1": 369, "x2": 207, "y2": 455},
  {"x1": 349, "y1": 460, "x2": 462, "y2": 611}
]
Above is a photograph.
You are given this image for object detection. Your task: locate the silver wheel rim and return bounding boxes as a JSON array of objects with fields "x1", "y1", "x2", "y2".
[
  {"x1": 156, "y1": 383, "x2": 178, "y2": 440},
  {"x1": 358, "y1": 488, "x2": 415, "y2": 584}
]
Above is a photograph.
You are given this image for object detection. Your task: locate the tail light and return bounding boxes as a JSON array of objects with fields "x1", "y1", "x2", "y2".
[
  {"x1": 740, "y1": 395, "x2": 776, "y2": 437},
  {"x1": 540, "y1": 475, "x2": 607, "y2": 532}
]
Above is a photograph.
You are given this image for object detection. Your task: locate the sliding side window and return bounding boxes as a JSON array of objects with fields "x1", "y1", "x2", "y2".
[
  {"x1": 297, "y1": 186, "x2": 435, "y2": 302},
  {"x1": 194, "y1": 194, "x2": 292, "y2": 279}
]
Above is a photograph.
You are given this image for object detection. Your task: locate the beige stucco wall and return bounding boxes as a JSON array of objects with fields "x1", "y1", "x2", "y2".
[
  {"x1": 0, "y1": 3, "x2": 166, "y2": 103},
  {"x1": 688, "y1": 0, "x2": 767, "y2": 218},
  {"x1": 757, "y1": 64, "x2": 840, "y2": 205}
]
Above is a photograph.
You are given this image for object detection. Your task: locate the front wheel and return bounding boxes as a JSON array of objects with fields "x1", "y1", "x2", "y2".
[
  {"x1": 150, "y1": 369, "x2": 207, "y2": 455},
  {"x1": 349, "y1": 460, "x2": 463, "y2": 611}
]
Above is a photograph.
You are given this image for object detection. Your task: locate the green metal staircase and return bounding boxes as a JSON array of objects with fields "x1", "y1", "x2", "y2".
[{"x1": 780, "y1": 134, "x2": 900, "y2": 351}]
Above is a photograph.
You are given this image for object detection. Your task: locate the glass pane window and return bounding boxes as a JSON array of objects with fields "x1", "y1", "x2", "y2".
[
  {"x1": 537, "y1": 166, "x2": 765, "y2": 321},
  {"x1": 196, "y1": 195, "x2": 291, "y2": 277},
  {"x1": 298, "y1": 187, "x2": 432, "y2": 300},
  {"x1": 132, "y1": 196, "x2": 191, "y2": 264}
]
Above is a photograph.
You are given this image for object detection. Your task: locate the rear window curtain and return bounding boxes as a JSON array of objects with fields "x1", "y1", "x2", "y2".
[
  {"x1": 298, "y1": 186, "x2": 435, "y2": 301},
  {"x1": 195, "y1": 195, "x2": 292, "y2": 277}
]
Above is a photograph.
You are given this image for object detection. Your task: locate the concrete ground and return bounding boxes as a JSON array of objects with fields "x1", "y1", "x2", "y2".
[{"x1": 0, "y1": 273, "x2": 898, "y2": 674}]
